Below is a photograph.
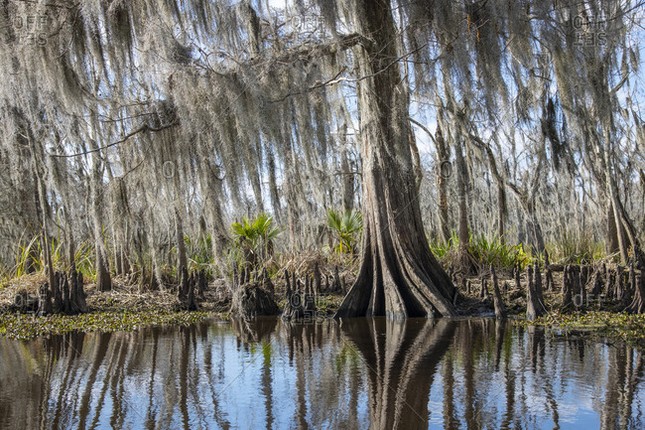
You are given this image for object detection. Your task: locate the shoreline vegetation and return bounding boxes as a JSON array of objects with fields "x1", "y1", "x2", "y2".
[
  {"x1": 1, "y1": 242, "x2": 643, "y2": 344},
  {"x1": 0, "y1": 2, "x2": 643, "y2": 347}
]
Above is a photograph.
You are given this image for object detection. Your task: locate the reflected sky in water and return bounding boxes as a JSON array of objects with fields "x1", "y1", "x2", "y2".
[{"x1": 0, "y1": 318, "x2": 643, "y2": 429}]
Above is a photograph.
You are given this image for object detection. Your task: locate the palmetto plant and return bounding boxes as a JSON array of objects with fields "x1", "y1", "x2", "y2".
[
  {"x1": 327, "y1": 209, "x2": 363, "y2": 254},
  {"x1": 231, "y1": 213, "x2": 280, "y2": 265},
  {"x1": 431, "y1": 233, "x2": 533, "y2": 272}
]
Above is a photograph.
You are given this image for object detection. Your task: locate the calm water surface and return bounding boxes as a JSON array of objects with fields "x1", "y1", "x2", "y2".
[{"x1": 0, "y1": 318, "x2": 643, "y2": 429}]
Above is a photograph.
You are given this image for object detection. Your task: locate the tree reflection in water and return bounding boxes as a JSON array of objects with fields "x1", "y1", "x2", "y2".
[
  {"x1": 0, "y1": 319, "x2": 643, "y2": 429},
  {"x1": 340, "y1": 318, "x2": 454, "y2": 429}
]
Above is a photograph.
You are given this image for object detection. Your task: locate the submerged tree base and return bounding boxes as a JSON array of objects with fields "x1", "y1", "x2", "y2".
[{"x1": 230, "y1": 283, "x2": 281, "y2": 319}]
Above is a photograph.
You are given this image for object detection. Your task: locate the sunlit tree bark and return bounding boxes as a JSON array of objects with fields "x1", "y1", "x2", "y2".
[{"x1": 335, "y1": 0, "x2": 457, "y2": 318}]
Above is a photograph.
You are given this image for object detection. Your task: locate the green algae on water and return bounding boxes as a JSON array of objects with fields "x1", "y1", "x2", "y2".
[{"x1": 0, "y1": 310, "x2": 213, "y2": 340}]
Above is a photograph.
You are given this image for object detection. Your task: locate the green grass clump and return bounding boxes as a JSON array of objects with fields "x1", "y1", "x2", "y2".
[
  {"x1": 184, "y1": 234, "x2": 214, "y2": 273},
  {"x1": 13, "y1": 235, "x2": 42, "y2": 278},
  {"x1": 429, "y1": 232, "x2": 457, "y2": 260},
  {"x1": 6, "y1": 235, "x2": 96, "y2": 283},
  {"x1": 429, "y1": 233, "x2": 533, "y2": 272},
  {"x1": 468, "y1": 234, "x2": 532, "y2": 271},
  {"x1": 545, "y1": 231, "x2": 606, "y2": 264}
]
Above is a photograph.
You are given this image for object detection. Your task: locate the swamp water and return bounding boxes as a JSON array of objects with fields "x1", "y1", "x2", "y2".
[{"x1": 0, "y1": 318, "x2": 643, "y2": 429}]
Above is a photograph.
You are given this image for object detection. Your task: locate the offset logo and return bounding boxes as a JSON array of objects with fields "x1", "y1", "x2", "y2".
[
  {"x1": 13, "y1": 15, "x2": 52, "y2": 46},
  {"x1": 571, "y1": 15, "x2": 607, "y2": 47},
  {"x1": 289, "y1": 14, "x2": 326, "y2": 33},
  {"x1": 4, "y1": 2, "x2": 56, "y2": 46}
]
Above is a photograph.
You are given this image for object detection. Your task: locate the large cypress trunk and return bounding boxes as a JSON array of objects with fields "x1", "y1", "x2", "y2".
[{"x1": 335, "y1": 0, "x2": 457, "y2": 319}]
